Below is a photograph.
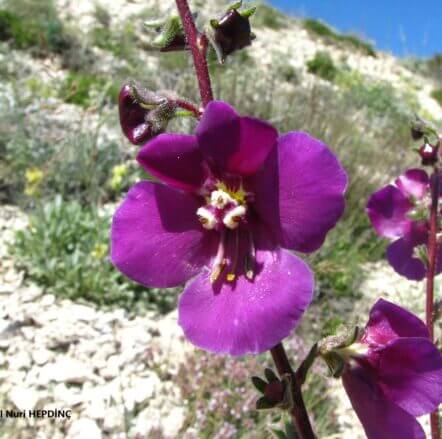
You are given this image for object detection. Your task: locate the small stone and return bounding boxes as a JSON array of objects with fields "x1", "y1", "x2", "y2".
[
  {"x1": 38, "y1": 356, "x2": 94, "y2": 385},
  {"x1": 68, "y1": 418, "x2": 102, "y2": 439},
  {"x1": 40, "y1": 294, "x2": 56, "y2": 307},
  {"x1": 8, "y1": 351, "x2": 31, "y2": 370},
  {"x1": 68, "y1": 304, "x2": 97, "y2": 322},
  {"x1": 10, "y1": 387, "x2": 40, "y2": 411},
  {"x1": 32, "y1": 348, "x2": 53, "y2": 366},
  {"x1": 20, "y1": 285, "x2": 43, "y2": 302},
  {"x1": 102, "y1": 406, "x2": 124, "y2": 432}
]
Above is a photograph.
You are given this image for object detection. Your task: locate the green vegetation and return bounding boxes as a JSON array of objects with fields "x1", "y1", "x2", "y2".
[
  {"x1": 59, "y1": 72, "x2": 119, "y2": 107},
  {"x1": 304, "y1": 18, "x2": 376, "y2": 57},
  {"x1": 306, "y1": 51, "x2": 338, "y2": 82},
  {"x1": 336, "y1": 69, "x2": 420, "y2": 121},
  {"x1": 252, "y1": 3, "x2": 286, "y2": 30},
  {"x1": 431, "y1": 88, "x2": 442, "y2": 107},
  {"x1": 11, "y1": 197, "x2": 179, "y2": 313},
  {"x1": 0, "y1": 0, "x2": 73, "y2": 55}
]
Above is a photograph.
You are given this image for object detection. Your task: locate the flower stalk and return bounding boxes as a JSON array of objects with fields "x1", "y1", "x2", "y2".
[
  {"x1": 174, "y1": 0, "x2": 214, "y2": 106},
  {"x1": 427, "y1": 166, "x2": 441, "y2": 439},
  {"x1": 270, "y1": 343, "x2": 316, "y2": 439}
]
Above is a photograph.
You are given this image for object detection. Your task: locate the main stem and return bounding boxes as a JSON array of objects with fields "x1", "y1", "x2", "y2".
[
  {"x1": 175, "y1": 0, "x2": 214, "y2": 107},
  {"x1": 427, "y1": 167, "x2": 441, "y2": 439},
  {"x1": 270, "y1": 343, "x2": 316, "y2": 439},
  {"x1": 175, "y1": 2, "x2": 313, "y2": 436}
]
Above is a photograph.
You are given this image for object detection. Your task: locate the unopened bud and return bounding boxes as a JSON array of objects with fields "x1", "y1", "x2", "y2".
[
  {"x1": 208, "y1": 6, "x2": 255, "y2": 63},
  {"x1": 146, "y1": 15, "x2": 188, "y2": 52},
  {"x1": 119, "y1": 83, "x2": 176, "y2": 145},
  {"x1": 419, "y1": 142, "x2": 438, "y2": 166}
]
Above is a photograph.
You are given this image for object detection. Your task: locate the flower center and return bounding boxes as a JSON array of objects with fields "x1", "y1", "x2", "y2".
[
  {"x1": 196, "y1": 182, "x2": 255, "y2": 284},
  {"x1": 196, "y1": 185, "x2": 248, "y2": 232}
]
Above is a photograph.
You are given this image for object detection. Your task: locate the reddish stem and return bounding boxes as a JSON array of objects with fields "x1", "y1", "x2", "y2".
[
  {"x1": 427, "y1": 167, "x2": 441, "y2": 439},
  {"x1": 175, "y1": 0, "x2": 214, "y2": 106},
  {"x1": 270, "y1": 343, "x2": 316, "y2": 439},
  {"x1": 174, "y1": 98, "x2": 201, "y2": 117}
]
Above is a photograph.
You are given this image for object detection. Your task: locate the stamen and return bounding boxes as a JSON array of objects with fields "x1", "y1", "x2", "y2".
[
  {"x1": 210, "y1": 189, "x2": 234, "y2": 209},
  {"x1": 196, "y1": 207, "x2": 217, "y2": 230},
  {"x1": 245, "y1": 230, "x2": 255, "y2": 280},
  {"x1": 227, "y1": 231, "x2": 240, "y2": 282},
  {"x1": 210, "y1": 231, "x2": 227, "y2": 283},
  {"x1": 223, "y1": 205, "x2": 246, "y2": 229}
]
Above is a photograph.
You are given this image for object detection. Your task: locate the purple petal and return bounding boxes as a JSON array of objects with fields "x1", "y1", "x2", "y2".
[
  {"x1": 395, "y1": 169, "x2": 429, "y2": 199},
  {"x1": 342, "y1": 364, "x2": 425, "y2": 439},
  {"x1": 196, "y1": 101, "x2": 278, "y2": 176},
  {"x1": 178, "y1": 249, "x2": 313, "y2": 355},
  {"x1": 251, "y1": 132, "x2": 347, "y2": 253},
  {"x1": 363, "y1": 299, "x2": 429, "y2": 346},
  {"x1": 111, "y1": 181, "x2": 215, "y2": 288},
  {"x1": 378, "y1": 337, "x2": 442, "y2": 417},
  {"x1": 196, "y1": 100, "x2": 240, "y2": 173},
  {"x1": 227, "y1": 116, "x2": 278, "y2": 176},
  {"x1": 137, "y1": 134, "x2": 206, "y2": 192},
  {"x1": 386, "y1": 229, "x2": 427, "y2": 281},
  {"x1": 366, "y1": 185, "x2": 414, "y2": 239}
]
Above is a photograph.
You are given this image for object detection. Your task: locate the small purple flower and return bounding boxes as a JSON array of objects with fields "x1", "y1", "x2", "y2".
[
  {"x1": 111, "y1": 100, "x2": 347, "y2": 355},
  {"x1": 366, "y1": 169, "x2": 442, "y2": 280},
  {"x1": 340, "y1": 299, "x2": 442, "y2": 439}
]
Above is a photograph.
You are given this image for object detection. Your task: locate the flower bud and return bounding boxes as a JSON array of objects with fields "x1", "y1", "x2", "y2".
[
  {"x1": 419, "y1": 142, "x2": 438, "y2": 166},
  {"x1": 145, "y1": 15, "x2": 188, "y2": 52},
  {"x1": 118, "y1": 83, "x2": 175, "y2": 145},
  {"x1": 209, "y1": 3, "x2": 256, "y2": 63}
]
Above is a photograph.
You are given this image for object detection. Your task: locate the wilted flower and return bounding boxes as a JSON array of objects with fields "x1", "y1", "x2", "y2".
[
  {"x1": 366, "y1": 168, "x2": 442, "y2": 280},
  {"x1": 325, "y1": 299, "x2": 442, "y2": 439},
  {"x1": 111, "y1": 100, "x2": 347, "y2": 355},
  {"x1": 118, "y1": 83, "x2": 175, "y2": 145}
]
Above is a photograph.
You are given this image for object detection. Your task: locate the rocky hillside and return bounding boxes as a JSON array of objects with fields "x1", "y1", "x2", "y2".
[{"x1": 0, "y1": 0, "x2": 441, "y2": 438}]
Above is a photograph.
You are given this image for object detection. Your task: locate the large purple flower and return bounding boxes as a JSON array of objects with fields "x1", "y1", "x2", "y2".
[
  {"x1": 111, "y1": 100, "x2": 347, "y2": 355},
  {"x1": 367, "y1": 169, "x2": 442, "y2": 280},
  {"x1": 340, "y1": 299, "x2": 442, "y2": 439}
]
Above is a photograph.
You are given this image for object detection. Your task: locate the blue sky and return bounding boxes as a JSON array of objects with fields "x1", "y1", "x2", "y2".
[{"x1": 269, "y1": 0, "x2": 441, "y2": 58}]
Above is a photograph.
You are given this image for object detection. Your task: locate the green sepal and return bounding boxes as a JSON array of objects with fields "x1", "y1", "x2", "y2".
[
  {"x1": 152, "y1": 16, "x2": 182, "y2": 49},
  {"x1": 256, "y1": 396, "x2": 276, "y2": 410},
  {"x1": 228, "y1": 0, "x2": 243, "y2": 11},
  {"x1": 251, "y1": 376, "x2": 267, "y2": 393},
  {"x1": 241, "y1": 6, "x2": 256, "y2": 18},
  {"x1": 264, "y1": 368, "x2": 279, "y2": 383},
  {"x1": 271, "y1": 429, "x2": 288, "y2": 439},
  {"x1": 210, "y1": 19, "x2": 219, "y2": 29}
]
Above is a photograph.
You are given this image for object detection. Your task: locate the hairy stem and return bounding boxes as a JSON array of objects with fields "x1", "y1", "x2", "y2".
[
  {"x1": 175, "y1": 0, "x2": 214, "y2": 106},
  {"x1": 174, "y1": 98, "x2": 201, "y2": 117},
  {"x1": 427, "y1": 167, "x2": 441, "y2": 439},
  {"x1": 270, "y1": 343, "x2": 316, "y2": 439}
]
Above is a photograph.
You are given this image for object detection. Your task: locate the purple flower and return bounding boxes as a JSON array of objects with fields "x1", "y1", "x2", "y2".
[
  {"x1": 340, "y1": 299, "x2": 442, "y2": 439},
  {"x1": 111, "y1": 100, "x2": 347, "y2": 355},
  {"x1": 366, "y1": 169, "x2": 442, "y2": 280}
]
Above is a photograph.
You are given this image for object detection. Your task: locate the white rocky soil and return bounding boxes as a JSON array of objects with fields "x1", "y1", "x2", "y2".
[{"x1": 0, "y1": 206, "x2": 195, "y2": 438}]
